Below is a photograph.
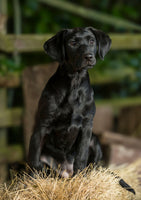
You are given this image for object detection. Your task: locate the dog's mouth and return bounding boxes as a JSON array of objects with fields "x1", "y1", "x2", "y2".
[
  {"x1": 81, "y1": 58, "x2": 96, "y2": 69},
  {"x1": 88, "y1": 58, "x2": 96, "y2": 66},
  {"x1": 87, "y1": 63, "x2": 95, "y2": 68},
  {"x1": 68, "y1": 57, "x2": 96, "y2": 73},
  {"x1": 74, "y1": 62, "x2": 95, "y2": 72}
]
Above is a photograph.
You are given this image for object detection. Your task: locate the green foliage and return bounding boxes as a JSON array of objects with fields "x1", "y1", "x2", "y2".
[
  {"x1": 0, "y1": 56, "x2": 24, "y2": 75},
  {"x1": 20, "y1": 0, "x2": 85, "y2": 33},
  {"x1": 90, "y1": 51, "x2": 141, "y2": 98}
]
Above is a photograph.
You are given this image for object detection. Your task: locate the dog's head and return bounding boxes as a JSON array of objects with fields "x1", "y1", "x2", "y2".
[{"x1": 44, "y1": 27, "x2": 111, "y2": 72}]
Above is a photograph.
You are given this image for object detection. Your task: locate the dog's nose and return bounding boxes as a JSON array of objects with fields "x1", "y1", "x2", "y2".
[{"x1": 84, "y1": 54, "x2": 93, "y2": 61}]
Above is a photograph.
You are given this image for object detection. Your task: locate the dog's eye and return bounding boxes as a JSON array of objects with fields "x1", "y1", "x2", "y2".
[
  {"x1": 70, "y1": 41, "x2": 77, "y2": 47},
  {"x1": 89, "y1": 39, "x2": 95, "y2": 45}
]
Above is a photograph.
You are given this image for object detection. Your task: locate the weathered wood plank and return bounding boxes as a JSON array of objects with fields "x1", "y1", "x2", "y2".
[
  {"x1": 0, "y1": 108, "x2": 23, "y2": 127},
  {"x1": 0, "y1": 34, "x2": 52, "y2": 52},
  {"x1": 96, "y1": 96, "x2": 141, "y2": 108},
  {"x1": 0, "y1": 145, "x2": 23, "y2": 163},
  {"x1": 0, "y1": 0, "x2": 8, "y2": 183},
  {"x1": 0, "y1": 73, "x2": 21, "y2": 87},
  {"x1": 13, "y1": 0, "x2": 22, "y2": 67},
  {"x1": 0, "y1": 66, "x2": 136, "y2": 88},
  {"x1": 0, "y1": 34, "x2": 141, "y2": 53},
  {"x1": 89, "y1": 67, "x2": 135, "y2": 85},
  {"x1": 109, "y1": 143, "x2": 141, "y2": 165},
  {"x1": 0, "y1": 89, "x2": 7, "y2": 182},
  {"x1": 100, "y1": 131, "x2": 141, "y2": 149},
  {"x1": 111, "y1": 34, "x2": 141, "y2": 50},
  {"x1": 0, "y1": 14, "x2": 7, "y2": 34}
]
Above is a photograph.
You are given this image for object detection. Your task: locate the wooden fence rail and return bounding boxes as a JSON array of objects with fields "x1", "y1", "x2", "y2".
[
  {"x1": 0, "y1": 65, "x2": 136, "y2": 88},
  {"x1": 1, "y1": 97, "x2": 141, "y2": 128},
  {"x1": 0, "y1": 73, "x2": 21, "y2": 87},
  {"x1": 0, "y1": 34, "x2": 141, "y2": 53},
  {"x1": 0, "y1": 145, "x2": 23, "y2": 164},
  {"x1": 0, "y1": 108, "x2": 22, "y2": 127}
]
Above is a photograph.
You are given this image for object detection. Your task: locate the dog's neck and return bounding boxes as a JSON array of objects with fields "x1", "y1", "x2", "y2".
[
  {"x1": 58, "y1": 63, "x2": 88, "y2": 79},
  {"x1": 57, "y1": 64, "x2": 90, "y2": 90}
]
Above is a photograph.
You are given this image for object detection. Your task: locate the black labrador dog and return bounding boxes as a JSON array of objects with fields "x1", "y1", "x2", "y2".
[
  {"x1": 28, "y1": 27, "x2": 135, "y2": 194},
  {"x1": 28, "y1": 27, "x2": 106, "y2": 177}
]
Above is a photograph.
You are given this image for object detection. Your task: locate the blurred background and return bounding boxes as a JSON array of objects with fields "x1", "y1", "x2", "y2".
[{"x1": 0, "y1": 0, "x2": 141, "y2": 183}]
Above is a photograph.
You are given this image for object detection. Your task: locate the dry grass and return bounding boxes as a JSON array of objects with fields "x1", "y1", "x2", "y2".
[{"x1": 0, "y1": 159, "x2": 141, "y2": 200}]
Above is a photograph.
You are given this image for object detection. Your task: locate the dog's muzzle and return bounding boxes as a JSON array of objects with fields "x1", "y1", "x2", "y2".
[{"x1": 83, "y1": 53, "x2": 96, "y2": 67}]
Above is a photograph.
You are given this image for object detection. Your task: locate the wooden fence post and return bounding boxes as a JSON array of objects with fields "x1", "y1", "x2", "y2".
[
  {"x1": 0, "y1": 0, "x2": 8, "y2": 183},
  {"x1": 13, "y1": 0, "x2": 21, "y2": 65},
  {"x1": 0, "y1": 90, "x2": 7, "y2": 182}
]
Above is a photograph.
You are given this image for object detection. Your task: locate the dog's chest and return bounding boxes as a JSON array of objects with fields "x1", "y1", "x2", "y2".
[
  {"x1": 53, "y1": 84, "x2": 94, "y2": 151},
  {"x1": 68, "y1": 75, "x2": 93, "y2": 109},
  {"x1": 57, "y1": 72, "x2": 94, "y2": 118},
  {"x1": 51, "y1": 73, "x2": 94, "y2": 151},
  {"x1": 68, "y1": 86, "x2": 87, "y2": 107},
  {"x1": 56, "y1": 85, "x2": 88, "y2": 123}
]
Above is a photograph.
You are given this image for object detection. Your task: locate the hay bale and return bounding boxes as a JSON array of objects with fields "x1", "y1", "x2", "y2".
[
  {"x1": 113, "y1": 159, "x2": 141, "y2": 200},
  {"x1": 1, "y1": 159, "x2": 141, "y2": 200}
]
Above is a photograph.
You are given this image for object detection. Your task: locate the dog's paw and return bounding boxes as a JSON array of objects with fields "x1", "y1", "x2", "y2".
[{"x1": 29, "y1": 160, "x2": 44, "y2": 171}]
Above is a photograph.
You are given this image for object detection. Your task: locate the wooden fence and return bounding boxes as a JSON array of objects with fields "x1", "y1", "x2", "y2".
[{"x1": 0, "y1": 0, "x2": 141, "y2": 182}]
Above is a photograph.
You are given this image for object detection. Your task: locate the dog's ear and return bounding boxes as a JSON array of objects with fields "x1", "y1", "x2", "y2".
[
  {"x1": 88, "y1": 27, "x2": 111, "y2": 60},
  {"x1": 43, "y1": 30, "x2": 68, "y2": 63}
]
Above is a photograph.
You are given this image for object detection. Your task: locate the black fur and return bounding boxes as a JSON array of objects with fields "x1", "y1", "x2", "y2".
[{"x1": 28, "y1": 27, "x2": 109, "y2": 176}]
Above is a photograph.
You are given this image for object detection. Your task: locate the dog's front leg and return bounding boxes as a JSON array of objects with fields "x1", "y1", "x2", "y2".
[
  {"x1": 74, "y1": 126, "x2": 92, "y2": 174},
  {"x1": 28, "y1": 132, "x2": 43, "y2": 171},
  {"x1": 28, "y1": 126, "x2": 47, "y2": 171}
]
